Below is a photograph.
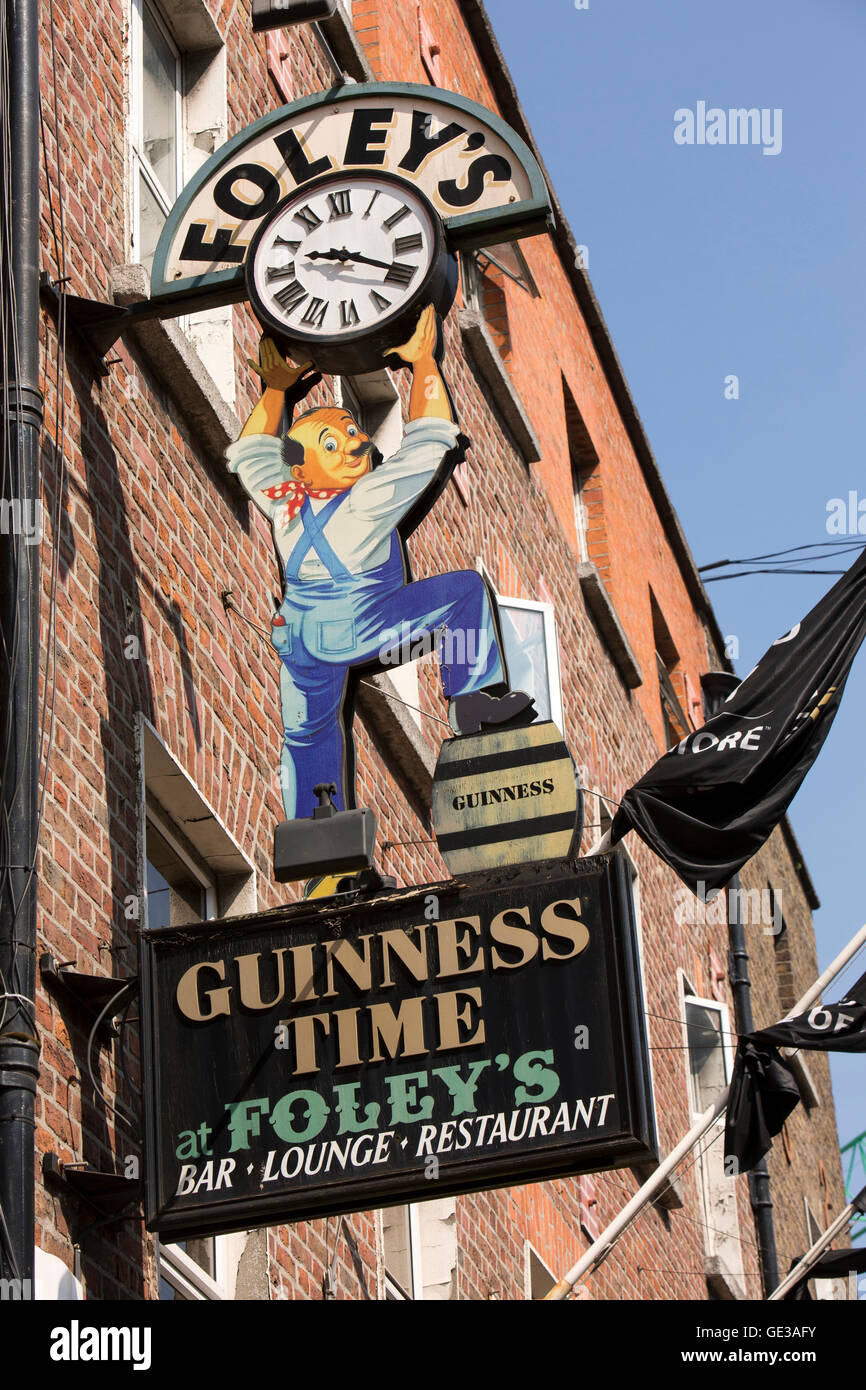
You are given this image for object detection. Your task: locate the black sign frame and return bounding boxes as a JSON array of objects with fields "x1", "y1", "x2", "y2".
[{"x1": 140, "y1": 853, "x2": 656, "y2": 1238}]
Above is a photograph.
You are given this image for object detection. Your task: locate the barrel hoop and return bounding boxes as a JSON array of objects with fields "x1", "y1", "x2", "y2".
[
  {"x1": 436, "y1": 740, "x2": 568, "y2": 783},
  {"x1": 436, "y1": 811, "x2": 577, "y2": 853}
]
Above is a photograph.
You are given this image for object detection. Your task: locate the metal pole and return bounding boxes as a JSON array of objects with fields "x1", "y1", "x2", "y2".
[
  {"x1": 545, "y1": 920, "x2": 866, "y2": 1298},
  {"x1": 702, "y1": 671, "x2": 779, "y2": 1293},
  {"x1": 0, "y1": 0, "x2": 43, "y2": 1286},
  {"x1": 728, "y1": 870, "x2": 780, "y2": 1293},
  {"x1": 767, "y1": 1184, "x2": 866, "y2": 1302}
]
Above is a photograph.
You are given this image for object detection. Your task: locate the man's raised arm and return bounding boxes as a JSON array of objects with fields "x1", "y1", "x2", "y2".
[{"x1": 386, "y1": 305, "x2": 453, "y2": 422}]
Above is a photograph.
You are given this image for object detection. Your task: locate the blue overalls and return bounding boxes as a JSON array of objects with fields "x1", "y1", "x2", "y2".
[{"x1": 272, "y1": 491, "x2": 504, "y2": 819}]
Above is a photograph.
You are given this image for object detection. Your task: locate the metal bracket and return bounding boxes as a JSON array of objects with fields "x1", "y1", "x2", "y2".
[
  {"x1": 39, "y1": 954, "x2": 138, "y2": 1036},
  {"x1": 43, "y1": 1154, "x2": 142, "y2": 1219}
]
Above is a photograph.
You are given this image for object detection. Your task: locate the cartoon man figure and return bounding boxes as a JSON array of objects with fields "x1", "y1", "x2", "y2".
[{"x1": 227, "y1": 305, "x2": 534, "y2": 821}]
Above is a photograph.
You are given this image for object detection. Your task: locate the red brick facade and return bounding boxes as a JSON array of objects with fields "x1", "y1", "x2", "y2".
[{"x1": 27, "y1": 0, "x2": 848, "y2": 1301}]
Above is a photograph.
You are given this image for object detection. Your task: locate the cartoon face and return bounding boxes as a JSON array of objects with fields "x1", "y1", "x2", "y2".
[{"x1": 288, "y1": 409, "x2": 373, "y2": 491}]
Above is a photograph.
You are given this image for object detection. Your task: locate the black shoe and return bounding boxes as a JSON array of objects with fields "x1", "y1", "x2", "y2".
[{"x1": 448, "y1": 690, "x2": 537, "y2": 736}]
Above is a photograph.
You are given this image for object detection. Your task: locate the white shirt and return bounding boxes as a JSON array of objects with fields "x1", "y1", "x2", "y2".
[{"x1": 226, "y1": 417, "x2": 461, "y2": 580}]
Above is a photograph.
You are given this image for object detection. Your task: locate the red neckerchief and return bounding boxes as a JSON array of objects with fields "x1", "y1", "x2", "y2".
[{"x1": 263, "y1": 479, "x2": 344, "y2": 528}]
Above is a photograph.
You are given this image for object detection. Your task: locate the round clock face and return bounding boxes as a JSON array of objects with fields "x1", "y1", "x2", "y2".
[{"x1": 247, "y1": 172, "x2": 444, "y2": 353}]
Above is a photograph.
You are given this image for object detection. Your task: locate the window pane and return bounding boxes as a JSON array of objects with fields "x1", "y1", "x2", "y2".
[
  {"x1": 138, "y1": 171, "x2": 167, "y2": 273},
  {"x1": 500, "y1": 606, "x2": 552, "y2": 721},
  {"x1": 685, "y1": 1002, "x2": 727, "y2": 1112},
  {"x1": 141, "y1": 3, "x2": 178, "y2": 200},
  {"x1": 145, "y1": 822, "x2": 207, "y2": 928}
]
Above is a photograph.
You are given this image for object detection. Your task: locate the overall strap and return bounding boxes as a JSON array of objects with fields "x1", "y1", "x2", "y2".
[{"x1": 285, "y1": 492, "x2": 353, "y2": 582}]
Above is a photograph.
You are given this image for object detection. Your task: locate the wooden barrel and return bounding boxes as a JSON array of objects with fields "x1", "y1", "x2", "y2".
[{"x1": 431, "y1": 720, "x2": 580, "y2": 875}]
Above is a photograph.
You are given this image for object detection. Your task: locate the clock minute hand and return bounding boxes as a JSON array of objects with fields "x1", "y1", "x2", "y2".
[{"x1": 306, "y1": 247, "x2": 394, "y2": 272}]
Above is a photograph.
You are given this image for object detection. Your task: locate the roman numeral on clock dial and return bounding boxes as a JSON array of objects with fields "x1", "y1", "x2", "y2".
[
  {"x1": 301, "y1": 297, "x2": 328, "y2": 327},
  {"x1": 382, "y1": 204, "x2": 410, "y2": 231},
  {"x1": 339, "y1": 299, "x2": 361, "y2": 328},
  {"x1": 327, "y1": 189, "x2": 352, "y2": 219},
  {"x1": 293, "y1": 204, "x2": 322, "y2": 233},
  {"x1": 266, "y1": 263, "x2": 297, "y2": 284},
  {"x1": 274, "y1": 237, "x2": 301, "y2": 254},
  {"x1": 394, "y1": 233, "x2": 423, "y2": 255},
  {"x1": 383, "y1": 261, "x2": 417, "y2": 287},
  {"x1": 273, "y1": 277, "x2": 307, "y2": 314},
  {"x1": 369, "y1": 290, "x2": 392, "y2": 313}
]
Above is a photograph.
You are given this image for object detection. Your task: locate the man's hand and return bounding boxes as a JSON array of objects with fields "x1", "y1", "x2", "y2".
[
  {"x1": 386, "y1": 304, "x2": 438, "y2": 365},
  {"x1": 247, "y1": 337, "x2": 314, "y2": 391},
  {"x1": 385, "y1": 305, "x2": 452, "y2": 423}
]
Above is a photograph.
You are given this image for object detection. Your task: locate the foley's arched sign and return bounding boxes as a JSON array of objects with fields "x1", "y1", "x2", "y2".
[{"x1": 150, "y1": 83, "x2": 552, "y2": 310}]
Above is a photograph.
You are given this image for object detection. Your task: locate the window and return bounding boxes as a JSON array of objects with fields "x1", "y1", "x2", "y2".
[
  {"x1": 562, "y1": 377, "x2": 599, "y2": 565},
  {"x1": 130, "y1": 0, "x2": 182, "y2": 273},
  {"x1": 145, "y1": 810, "x2": 229, "y2": 1299},
  {"x1": 382, "y1": 1204, "x2": 423, "y2": 1299},
  {"x1": 682, "y1": 990, "x2": 733, "y2": 1116},
  {"x1": 650, "y1": 591, "x2": 688, "y2": 748},
  {"x1": 140, "y1": 719, "x2": 259, "y2": 1300},
  {"x1": 497, "y1": 595, "x2": 564, "y2": 731},
  {"x1": 129, "y1": 1, "x2": 234, "y2": 402},
  {"x1": 460, "y1": 243, "x2": 538, "y2": 366},
  {"x1": 680, "y1": 976, "x2": 745, "y2": 1296}
]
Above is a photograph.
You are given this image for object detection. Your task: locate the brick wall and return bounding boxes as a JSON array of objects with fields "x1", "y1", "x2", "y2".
[{"x1": 28, "y1": 0, "x2": 847, "y2": 1302}]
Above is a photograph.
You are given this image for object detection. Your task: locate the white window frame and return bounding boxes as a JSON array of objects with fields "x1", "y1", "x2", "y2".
[
  {"x1": 496, "y1": 593, "x2": 564, "y2": 732},
  {"x1": 680, "y1": 981, "x2": 735, "y2": 1119},
  {"x1": 145, "y1": 808, "x2": 234, "y2": 1299},
  {"x1": 145, "y1": 802, "x2": 217, "y2": 925},
  {"x1": 129, "y1": 0, "x2": 184, "y2": 268},
  {"x1": 382, "y1": 1203, "x2": 423, "y2": 1300}
]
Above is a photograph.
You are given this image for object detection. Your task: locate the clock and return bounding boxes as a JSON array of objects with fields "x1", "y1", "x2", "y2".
[{"x1": 245, "y1": 170, "x2": 458, "y2": 374}]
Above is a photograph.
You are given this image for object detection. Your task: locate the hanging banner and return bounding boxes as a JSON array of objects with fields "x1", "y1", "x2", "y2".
[
  {"x1": 150, "y1": 83, "x2": 553, "y2": 312},
  {"x1": 140, "y1": 854, "x2": 655, "y2": 1238}
]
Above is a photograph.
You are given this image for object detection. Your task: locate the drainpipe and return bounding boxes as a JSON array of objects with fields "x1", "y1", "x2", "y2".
[
  {"x1": 0, "y1": 0, "x2": 43, "y2": 1286},
  {"x1": 702, "y1": 672, "x2": 779, "y2": 1295}
]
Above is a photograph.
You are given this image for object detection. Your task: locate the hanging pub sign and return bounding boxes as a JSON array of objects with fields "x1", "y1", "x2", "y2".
[
  {"x1": 150, "y1": 83, "x2": 552, "y2": 334},
  {"x1": 140, "y1": 854, "x2": 656, "y2": 1238}
]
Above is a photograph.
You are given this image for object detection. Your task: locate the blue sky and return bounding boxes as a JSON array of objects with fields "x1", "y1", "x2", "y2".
[{"x1": 484, "y1": 0, "x2": 865, "y2": 1182}]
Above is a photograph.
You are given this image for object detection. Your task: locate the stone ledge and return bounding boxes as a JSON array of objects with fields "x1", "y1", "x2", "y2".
[
  {"x1": 704, "y1": 1253, "x2": 746, "y2": 1300},
  {"x1": 576, "y1": 562, "x2": 643, "y2": 690},
  {"x1": 321, "y1": 2, "x2": 374, "y2": 81},
  {"x1": 355, "y1": 671, "x2": 438, "y2": 807},
  {"x1": 110, "y1": 263, "x2": 241, "y2": 468},
  {"x1": 458, "y1": 308, "x2": 541, "y2": 464}
]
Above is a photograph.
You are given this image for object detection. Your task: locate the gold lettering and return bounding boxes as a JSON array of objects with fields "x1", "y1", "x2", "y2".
[
  {"x1": 434, "y1": 987, "x2": 485, "y2": 1050},
  {"x1": 540, "y1": 898, "x2": 590, "y2": 961},
  {"x1": 435, "y1": 916, "x2": 484, "y2": 979},
  {"x1": 369, "y1": 996, "x2": 427, "y2": 1062},
  {"x1": 290, "y1": 942, "x2": 318, "y2": 1004},
  {"x1": 282, "y1": 1012, "x2": 331, "y2": 1075},
  {"x1": 380, "y1": 924, "x2": 430, "y2": 987},
  {"x1": 235, "y1": 950, "x2": 289, "y2": 1011},
  {"x1": 332, "y1": 1006, "x2": 362, "y2": 1068},
  {"x1": 489, "y1": 906, "x2": 538, "y2": 969},
  {"x1": 175, "y1": 960, "x2": 231, "y2": 1022},
  {"x1": 323, "y1": 935, "x2": 373, "y2": 998}
]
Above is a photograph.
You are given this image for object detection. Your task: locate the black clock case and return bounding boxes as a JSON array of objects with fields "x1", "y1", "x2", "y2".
[{"x1": 244, "y1": 172, "x2": 459, "y2": 376}]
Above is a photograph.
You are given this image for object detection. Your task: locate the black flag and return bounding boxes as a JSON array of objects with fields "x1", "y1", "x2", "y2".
[
  {"x1": 753, "y1": 968, "x2": 866, "y2": 1053},
  {"x1": 611, "y1": 546, "x2": 866, "y2": 895},
  {"x1": 724, "y1": 969, "x2": 866, "y2": 1171}
]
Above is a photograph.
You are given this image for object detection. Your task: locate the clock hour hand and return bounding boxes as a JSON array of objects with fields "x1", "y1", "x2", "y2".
[{"x1": 306, "y1": 247, "x2": 395, "y2": 272}]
